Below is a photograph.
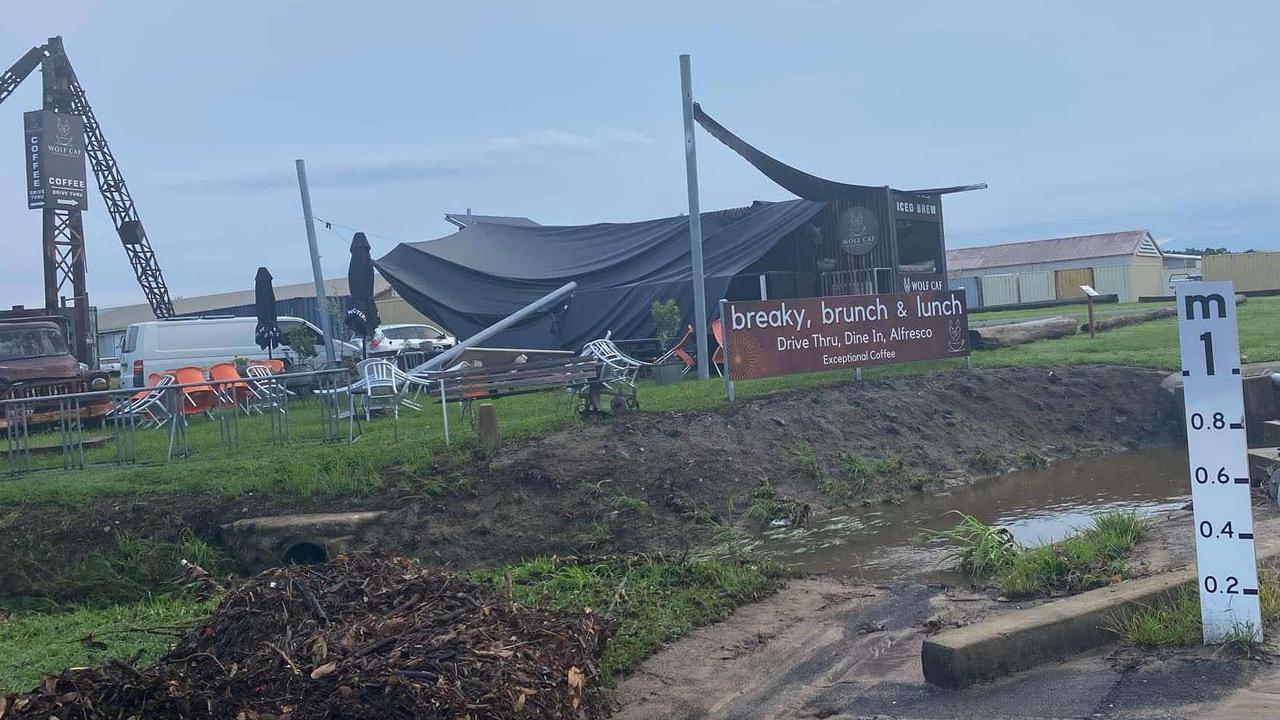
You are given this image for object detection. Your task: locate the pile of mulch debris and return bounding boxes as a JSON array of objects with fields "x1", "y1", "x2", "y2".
[{"x1": 1, "y1": 555, "x2": 612, "y2": 719}]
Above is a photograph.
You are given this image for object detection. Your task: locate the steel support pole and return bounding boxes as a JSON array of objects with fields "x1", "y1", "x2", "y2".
[
  {"x1": 296, "y1": 159, "x2": 337, "y2": 365},
  {"x1": 680, "y1": 54, "x2": 710, "y2": 380},
  {"x1": 719, "y1": 300, "x2": 734, "y2": 401}
]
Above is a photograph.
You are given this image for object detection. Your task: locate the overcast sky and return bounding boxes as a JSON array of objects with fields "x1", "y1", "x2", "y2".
[{"x1": 2, "y1": 1, "x2": 1278, "y2": 307}]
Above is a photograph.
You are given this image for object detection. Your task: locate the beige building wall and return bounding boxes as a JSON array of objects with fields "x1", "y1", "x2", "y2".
[
  {"x1": 1128, "y1": 255, "x2": 1168, "y2": 300},
  {"x1": 1204, "y1": 252, "x2": 1280, "y2": 292}
]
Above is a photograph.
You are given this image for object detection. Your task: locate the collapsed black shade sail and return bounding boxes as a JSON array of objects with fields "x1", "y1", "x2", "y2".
[
  {"x1": 345, "y1": 232, "x2": 381, "y2": 340},
  {"x1": 254, "y1": 266, "x2": 280, "y2": 352},
  {"x1": 693, "y1": 103, "x2": 986, "y2": 200},
  {"x1": 375, "y1": 199, "x2": 825, "y2": 351}
]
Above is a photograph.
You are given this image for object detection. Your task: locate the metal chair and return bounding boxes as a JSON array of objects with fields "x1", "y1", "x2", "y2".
[
  {"x1": 358, "y1": 359, "x2": 402, "y2": 421},
  {"x1": 244, "y1": 363, "x2": 287, "y2": 414},
  {"x1": 578, "y1": 335, "x2": 645, "y2": 410},
  {"x1": 111, "y1": 374, "x2": 175, "y2": 428}
]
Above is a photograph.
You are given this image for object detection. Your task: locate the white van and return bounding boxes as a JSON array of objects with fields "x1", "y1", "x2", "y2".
[{"x1": 119, "y1": 316, "x2": 357, "y2": 389}]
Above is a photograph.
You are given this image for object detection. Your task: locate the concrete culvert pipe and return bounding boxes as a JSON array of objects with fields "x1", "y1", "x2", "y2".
[{"x1": 282, "y1": 541, "x2": 328, "y2": 566}]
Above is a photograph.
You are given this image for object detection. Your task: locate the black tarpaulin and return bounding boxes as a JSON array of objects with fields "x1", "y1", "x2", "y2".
[
  {"x1": 693, "y1": 104, "x2": 987, "y2": 200},
  {"x1": 375, "y1": 199, "x2": 824, "y2": 350},
  {"x1": 693, "y1": 103, "x2": 877, "y2": 202}
]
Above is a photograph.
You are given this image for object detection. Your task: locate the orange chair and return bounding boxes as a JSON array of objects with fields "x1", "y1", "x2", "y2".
[
  {"x1": 208, "y1": 362, "x2": 251, "y2": 409},
  {"x1": 250, "y1": 359, "x2": 285, "y2": 374},
  {"x1": 657, "y1": 324, "x2": 697, "y2": 376},
  {"x1": 710, "y1": 319, "x2": 726, "y2": 376},
  {"x1": 170, "y1": 366, "x2": 218, "y2": 416}
]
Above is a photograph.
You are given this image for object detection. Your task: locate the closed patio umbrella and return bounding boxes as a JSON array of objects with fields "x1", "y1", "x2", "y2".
[
  {"x1": 254, "y1": 266, "x2": 281, "y2": 359},
  {"x1": 344, "y1": 232, "x2": 381, "y2": 359}
]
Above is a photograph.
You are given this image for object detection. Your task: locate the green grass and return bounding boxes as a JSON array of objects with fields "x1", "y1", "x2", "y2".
[
  {"x1": 936, "y1": 511, "x2": 1148, "y2": 597},
  {"x1": 822, "y1": 452, "x2": 928, "y2": 501},
  {"x1": 471, "y1": 555, "x2": 789, "y2": 679},
  {"x1": 0, "y1": 595, "x2": 216, "y2": 694},
  {"x1": 4, "y1": 530, "x2": 233, "y2": 611},
  {"x1": 1111, "y1": 571, "x2": 1280, "y2": 647},
  {"x1": 6, "y1": 296, "x2": 1280, "y2": 504}
]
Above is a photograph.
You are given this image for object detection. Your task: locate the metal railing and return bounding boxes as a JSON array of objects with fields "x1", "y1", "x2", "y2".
[
  {"x1": 821, "y1": 268, "x2": 886, "y2": 297},
  {"x1": 2, "y1": 367, "x2": 355, "y2": 478}
]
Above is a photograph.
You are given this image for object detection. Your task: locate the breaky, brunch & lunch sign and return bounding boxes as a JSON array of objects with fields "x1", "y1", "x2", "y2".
[{"x1": 722, "y1": 291, "x2": 970, "y2": 380}]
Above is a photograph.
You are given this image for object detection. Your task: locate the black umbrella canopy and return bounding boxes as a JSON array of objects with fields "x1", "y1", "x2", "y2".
[
  {"x1": 344, "y1": 232, "x2": 381, "y2": 338},
  {"x1": 254, "y1": 266, "x2": 281, "y2": 351}
]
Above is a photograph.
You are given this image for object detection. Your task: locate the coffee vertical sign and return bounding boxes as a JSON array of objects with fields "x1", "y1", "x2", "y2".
[
  {"x1": 722, "y1": 290, "x2": 970, "y2": 381},
  {"x1": 24, "y1": 109, "x2": 89, "y2": 211}
]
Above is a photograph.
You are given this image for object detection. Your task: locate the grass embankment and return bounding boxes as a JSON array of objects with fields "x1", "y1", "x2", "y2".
[
  {"x1": 0, "y1": 554, "x2": 784, "y2": 695},
  {"x1": 936, "y1": 511, "x2": 1147, "y2": 597},
  {"x1": 5, "y1": 296, "x2": 1280, "y2": 504},
  {"x1": 1112, "y1": 572, "x2": 1280, "y2": 648}
]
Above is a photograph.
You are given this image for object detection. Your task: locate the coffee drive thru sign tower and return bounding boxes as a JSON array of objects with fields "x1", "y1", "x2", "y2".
[{"x1": 1176, "y1": 280, "x2": 1262, "y2": 643}]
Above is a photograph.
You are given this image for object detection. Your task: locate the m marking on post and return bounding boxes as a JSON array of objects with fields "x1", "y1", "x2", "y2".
[{"x1": 1184, "y1": 293, "x2": 1227, "y2": 320}]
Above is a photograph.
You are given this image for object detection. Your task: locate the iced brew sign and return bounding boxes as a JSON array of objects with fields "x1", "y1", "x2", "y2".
[{"x1": 722, "y1": 291, "x2": 969, "y2": 380}]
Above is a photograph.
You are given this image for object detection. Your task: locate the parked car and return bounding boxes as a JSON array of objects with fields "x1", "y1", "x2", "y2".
[
  {"x1": 360, "y1": 323, "x2": 456, "y2": 355},
  {"x1": 99, "y1": 355, "x2": 122, "y2": 376},
  {"x1": 1168, "y1": 272, "x2": 1203, "y2": 289},
  {"x1": 0, "y1": 318, "x2": 112, "y2": 428},
  {"x1": 119, "y1": 316, "x2": 359, "y2": 389}
]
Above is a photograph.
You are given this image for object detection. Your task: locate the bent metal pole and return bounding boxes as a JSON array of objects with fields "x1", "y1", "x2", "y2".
[
  {"x1": 411, "y1": 281, "x2": 579, "y2": 374},
  {"x1": 296, "y1": 159, "x2": 337, "y2": 365},
  {"x1": 680, "y1": 54, "x2": 711, "y2": 380}
]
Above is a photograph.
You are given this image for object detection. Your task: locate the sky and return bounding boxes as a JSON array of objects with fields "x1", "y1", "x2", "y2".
[{"x1": 2, "y1": 1, "x2": 1278, "y2": 308}]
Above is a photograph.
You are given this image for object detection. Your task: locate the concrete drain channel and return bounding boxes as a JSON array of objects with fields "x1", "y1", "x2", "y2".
[{"x1": 220, "y1": 511, "x2": 387, "y2": 572}]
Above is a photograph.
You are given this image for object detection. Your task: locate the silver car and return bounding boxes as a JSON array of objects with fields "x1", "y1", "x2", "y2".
[{"x1": 363, "y1": 323, "x2": 456, "y2": 354}]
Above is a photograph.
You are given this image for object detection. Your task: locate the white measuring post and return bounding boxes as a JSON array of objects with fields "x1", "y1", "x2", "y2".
[{"x1": 1176, "y1": 280, "x2": 1262, "y2": 644}]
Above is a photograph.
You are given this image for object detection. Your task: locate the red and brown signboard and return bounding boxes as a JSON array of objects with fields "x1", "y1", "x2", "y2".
[{"x1": 722, "y1": 291, "x2": 970, "y2": 380}]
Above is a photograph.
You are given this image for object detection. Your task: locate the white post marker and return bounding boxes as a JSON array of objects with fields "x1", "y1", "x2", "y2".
[{"x1": 1175, "y1": 280, "x2": 1262, "y2": 643}]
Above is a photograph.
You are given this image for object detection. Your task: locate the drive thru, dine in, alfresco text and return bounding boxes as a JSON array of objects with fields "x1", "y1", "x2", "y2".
[{"x1": 723, "y1": 291, "x2": 970, "y2": 380}]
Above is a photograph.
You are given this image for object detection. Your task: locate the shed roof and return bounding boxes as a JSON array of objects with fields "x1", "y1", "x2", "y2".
[
  {"x1": 444, "y1": 212, "x2": 540, "y2": 229},
  {"x1": 946, "y1": 230, "x2": 1158, "y2": 272},
  {"x1": 97, "y1": 276, "x2": 391, "y2": 332}
]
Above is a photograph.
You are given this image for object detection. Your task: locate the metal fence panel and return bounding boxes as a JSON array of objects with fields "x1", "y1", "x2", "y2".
[
  {"x1": 1017, "y1": 270, "x2": 1055, "y2": 303},
  {"x1": 979, "y1": 274, "x2": 1020, "y2": 306},
  {"x1": 948, "y1": 276, "x2": 981, "y2": 307},
  {"x1": 1093, "y1": 265, "x2": 1132, "y2": 302}
]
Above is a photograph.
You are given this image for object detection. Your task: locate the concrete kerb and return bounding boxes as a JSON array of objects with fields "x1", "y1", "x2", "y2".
[{"x1": 921, "y1": 542, "x2": 1280, "y2": 689}]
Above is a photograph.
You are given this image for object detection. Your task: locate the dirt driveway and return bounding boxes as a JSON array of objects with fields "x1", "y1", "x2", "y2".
[{"x1": 615, "y1": 507, "x2": 1280, "y2": 720}]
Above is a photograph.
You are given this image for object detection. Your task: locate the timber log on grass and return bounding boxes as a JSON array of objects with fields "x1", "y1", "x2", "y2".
[
  {"x1": 969, "y1": 316, "x2": 1078, "y2": 349},
  {"x1": 1078, "y1": 294, "x2": 1246, "y2": 333}
]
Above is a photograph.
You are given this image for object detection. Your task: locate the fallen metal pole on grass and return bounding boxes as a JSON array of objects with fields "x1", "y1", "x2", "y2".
[{"x1": 411, "y1": 281, "x2": 579, "y2": 374}]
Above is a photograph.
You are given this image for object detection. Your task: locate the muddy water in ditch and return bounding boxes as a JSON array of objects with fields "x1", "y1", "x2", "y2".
[{"x1": 755, "y1": 446, "x2": 1190, "y2": 583}]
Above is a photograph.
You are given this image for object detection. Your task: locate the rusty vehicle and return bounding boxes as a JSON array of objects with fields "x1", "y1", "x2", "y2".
[{"x1": 0, "y1": 318, "x2": 112, "y2": 430}]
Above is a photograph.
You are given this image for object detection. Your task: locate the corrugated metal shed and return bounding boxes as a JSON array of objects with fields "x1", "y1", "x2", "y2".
[
  {"x1": 96, "y1": 276, "x2": 391, "y2": 332},
  {"x1": 947, "y1": 230, "x2": 1156, "y2": 273},
  {"x1": 1205, "y1": 251, "x2": 1280, "y2": 292}
]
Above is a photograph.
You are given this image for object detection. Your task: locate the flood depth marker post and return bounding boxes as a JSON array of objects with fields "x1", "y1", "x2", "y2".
[{"x1": 1176, "y1": 280, "x2": 1262, "y2": 643}]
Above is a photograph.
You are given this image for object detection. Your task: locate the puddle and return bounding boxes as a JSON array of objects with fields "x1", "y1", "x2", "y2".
[{"x1": 752, "y1": 446, "x2": 1190, "y2": 583}]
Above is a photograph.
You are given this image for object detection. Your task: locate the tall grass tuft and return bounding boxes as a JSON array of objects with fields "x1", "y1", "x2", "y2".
[
  {"x1": 931, "y1": 512, "x2": 1021, "y2": 577},
  {"x1": 934, "y1": 510, "x2": 1148, "y2": 597}
]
